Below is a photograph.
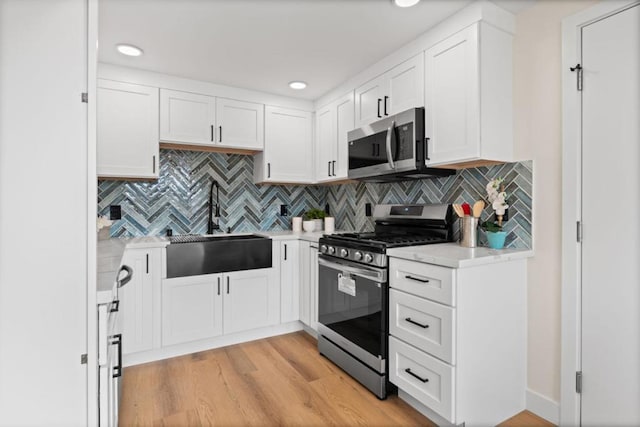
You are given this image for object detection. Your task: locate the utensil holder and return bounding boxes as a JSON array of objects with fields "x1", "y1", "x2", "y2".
[{"x1": 460, "y1": 217, "x2": 478, "y2": 248}]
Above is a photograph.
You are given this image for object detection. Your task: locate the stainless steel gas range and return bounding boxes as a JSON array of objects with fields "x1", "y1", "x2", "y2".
[{"x1": 316, "y1": 204, "x2": 454, "y2": 399}]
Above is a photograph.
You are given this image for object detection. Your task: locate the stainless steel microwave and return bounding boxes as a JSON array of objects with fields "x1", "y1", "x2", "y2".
[{"x1": 347, "y1": 107, "x2": 455, "y2": 182}]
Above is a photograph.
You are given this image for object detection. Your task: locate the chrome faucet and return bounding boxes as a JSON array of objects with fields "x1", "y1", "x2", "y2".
[{"x1": 207, "y1": 179, "x2": 221, "y2": 234}]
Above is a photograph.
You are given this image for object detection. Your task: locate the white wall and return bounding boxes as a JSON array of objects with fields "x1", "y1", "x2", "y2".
[
  {"x1": 0, "y1": 0, "x2": 89, "y2": 424},
  {"x1": 512, "y1": 0, "x2": 596, "y2": 408}
]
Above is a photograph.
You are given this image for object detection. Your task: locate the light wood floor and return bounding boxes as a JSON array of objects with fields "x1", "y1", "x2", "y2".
[{"x1": 120, "y1": 331, "x2": 554, "y2": 426}]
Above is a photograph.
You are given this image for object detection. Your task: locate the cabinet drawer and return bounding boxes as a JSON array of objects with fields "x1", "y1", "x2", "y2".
[
  {"x1": 389, "y1": 336, "x2": 455, "y2": 423},
  {"x1": 390, "y1": 258, "x2": 455, "y2": 306},
  {"x1": 389, "y1": 289, "x2": 455, "y2": 364}
]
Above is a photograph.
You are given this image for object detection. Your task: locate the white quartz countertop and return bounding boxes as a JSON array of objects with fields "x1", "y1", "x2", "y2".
[
  {"x1": 256, "y1": 230, "x2": 342, "y2": 243},
  {"x1": 386, "y1": 242, "x2": 534, "y2": 269}
]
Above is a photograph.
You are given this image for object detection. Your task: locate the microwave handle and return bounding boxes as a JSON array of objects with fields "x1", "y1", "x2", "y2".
[{"x1": 386, "y1": 120, "x2": 396, "y2": 169}]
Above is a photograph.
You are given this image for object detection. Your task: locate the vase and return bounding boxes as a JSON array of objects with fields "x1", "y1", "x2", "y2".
[
  {"x1": 302, "y1": 220, "x2": 316, "y2": 232},
  {"x1": 313, "y1": 218, "x2": 323, "y2": 231},
  {"x1": 486, "y1": 231, "x2": 507, "y2": 249}
]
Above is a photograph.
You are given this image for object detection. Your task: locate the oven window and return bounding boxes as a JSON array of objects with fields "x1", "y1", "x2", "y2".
[{"x1": 318, "y1": 263, "x2": 386, "y2": 357}]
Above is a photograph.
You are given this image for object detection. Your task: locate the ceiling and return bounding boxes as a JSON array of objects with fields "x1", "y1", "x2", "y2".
[{"x1": 99, "y1": 0, "x2": 532, "y2": 101}]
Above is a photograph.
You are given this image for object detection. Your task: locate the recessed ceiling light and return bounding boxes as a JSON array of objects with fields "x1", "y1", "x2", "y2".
[
  {"x1": 116, "y1": 44, "x2": 143, "y2": 57},
  {"x1": 289, "y1": 81, "x2": 307, "y2": 90},
  {"x1": 393, "y1": 0, "x2": 420, "y2": 7}
]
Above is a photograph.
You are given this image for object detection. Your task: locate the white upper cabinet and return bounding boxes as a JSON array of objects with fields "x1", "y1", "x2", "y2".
[
  {"x1": 315, "y1": 91, "x2": 354, "y2": 182},
  {"x1": 315, "y1": 105, "x2": 336, "y2": 182},
  {"x1": 387, "y1": 54, "x2": 424, "y2": 116},
  {"x1": 255, "y1": 106, "x2": 314, "y2": 183},
  {"x1": 160, "y1": 89, "x2": 264, "y2": 151},
  {"x1": 335, "y1": 94, "x2": 355, "y2": 179},
  {"x1": 97, "y1": 80, "x2": 159, "y2": 179},
  {"x1": 216, "y1": 98, "x2": 264, "y2": 150},
  {"x1": 354, "y1": 53, "x2": 424, "y2": 127},
  {"x1": 160, "y1": 89, "x2": 216, "y2": 146},
  {"x1": 425, "y1": 23, "x2": 513, "y2": 167},
  {"x1": 354, "y1": 75, "x2": 386, "y2": 127}
]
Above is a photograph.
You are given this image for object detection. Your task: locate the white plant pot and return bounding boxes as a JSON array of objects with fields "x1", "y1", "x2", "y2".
[
  {"x1": 302, "y1": 220, "x2": 316, "y2": 232},
  {"x1": 313, "y1": 219, "x2": 323, "y2": 231}
]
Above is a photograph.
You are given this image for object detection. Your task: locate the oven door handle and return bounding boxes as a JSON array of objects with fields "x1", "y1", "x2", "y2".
[
  {"x1": 318, "y1": 256, "x2": 385, "y2": 282},
  {"x1": 385, "y1": 120, "x2": 396, "y2": 169}
]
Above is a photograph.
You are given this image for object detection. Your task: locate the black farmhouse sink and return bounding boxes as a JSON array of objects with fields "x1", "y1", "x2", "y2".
[{"x1": 166, "y1": 234, "x2": 272, "y2": 278}]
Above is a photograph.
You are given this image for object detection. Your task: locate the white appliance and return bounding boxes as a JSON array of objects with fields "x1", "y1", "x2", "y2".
[{"x1": 98, "y1": 265, "x2": 132, "y2": 427}]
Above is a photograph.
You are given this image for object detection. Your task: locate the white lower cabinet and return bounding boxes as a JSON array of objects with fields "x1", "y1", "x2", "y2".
[
  {"x1": 162, "y1": 268, "x2": 279, "y2": 346},
  {"x1": 280, "y1": 240, "x2": 300, "y2": 323},
  {"x1": 120, "y1": 248, "x2": 161, "y2": 355},
  {"x1": 299, "y1": 241, "x2": 318, "y2": 330},
  {"x1": 161, "y1": 274, "x2": 224, "y2": 347},
  {"x1": 222, "y1": 268, "x2": 280, "y2": 335},
  {"x1": 389, "y1": 336, "x2": 455, "y2": 421},
  {"x1": 388, "y1": 256, "x2": 526, "y2": 425}
]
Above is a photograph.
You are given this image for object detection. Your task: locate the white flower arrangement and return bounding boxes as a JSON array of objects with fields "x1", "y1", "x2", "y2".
[
  {"x1": 97, "y1": 215, "x2": 113, "y2": 232},
  {"x1": 486, "y1": 177, "x2": 509, "y2": 226}
]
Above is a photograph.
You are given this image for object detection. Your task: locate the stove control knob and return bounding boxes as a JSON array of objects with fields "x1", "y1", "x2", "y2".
[
  {"x1": 328, "y1": 246, "x2": 335, "y2": 255},
  {"x1": 354, "y1": 251, "x2": 363, "y2": 261},
  {"x1": 340, "y1": 248, "x2": 349, "y2": 258},
  {"x1": 320, "y1": 244, "x2": 328, "y2": 253},
  {"x1": 364, "y1": 253, "x2": 374, "y2": 263}
]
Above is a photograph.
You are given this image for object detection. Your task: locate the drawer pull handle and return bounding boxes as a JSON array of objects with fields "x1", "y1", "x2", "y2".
[
  {"x1": 405, "y1": 368, "x2": 429, "y2": 383},
  {"x1": 405, "y1": 275, "x2": 429, "y2": 283},
  {"x1": 405, "y1": 317, "x2": 429, "y2": 329}
]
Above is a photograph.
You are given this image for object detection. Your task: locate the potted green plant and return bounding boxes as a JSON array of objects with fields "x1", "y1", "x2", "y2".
[
  {"x1": 303, "y1": 208, "x2": 327, "y2": 232},
  {"x1": 483, "y1": 178, "x2": 509, "y2": 249}
]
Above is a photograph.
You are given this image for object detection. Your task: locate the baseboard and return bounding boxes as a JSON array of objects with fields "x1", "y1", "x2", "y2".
[
  {"x1": 123, "y1": 321, "x2": 303, "y2": 367},
  {"x1": 526, "y1": 388, "x2": 560, "y2": 425}
]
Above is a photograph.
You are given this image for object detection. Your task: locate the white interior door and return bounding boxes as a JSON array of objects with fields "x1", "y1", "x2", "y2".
[{"x1": 581, "y1": 4, "x2": 640, "y2": 425}]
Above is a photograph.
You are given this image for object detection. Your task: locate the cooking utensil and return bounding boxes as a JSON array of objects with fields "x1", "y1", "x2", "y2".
[
  {"x1": 472, "y1": 200, "x2": 485, "y2": 218},
  {"x1": 461, "y1": 203, "x2": 471, "y2": 216},
  {"x1": 453, "y1": 204, "x2": 465, "y2": 218}
]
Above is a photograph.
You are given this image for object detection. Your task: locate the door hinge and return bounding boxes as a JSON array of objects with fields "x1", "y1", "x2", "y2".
[
  {"x1": 577, "y1": 221, "x2": 583, "y2": 243},
  {"x1": 576, "y1": 371, "x2": 582, "y2": 393},
  {"x1": 80, "y1": 353, "x2": 88, "y2": 365},
  {"x1": 81, "y1": 92, "x2": 88, "y2": 103},
  {"x1": 570, "y1": 64, "x2": 583, "y2": 91}
]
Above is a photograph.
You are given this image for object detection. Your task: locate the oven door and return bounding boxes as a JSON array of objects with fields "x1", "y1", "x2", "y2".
[
  {"x1": 317, "y1": 255, "x2": 388, "y2": 372},
  {"x1": 347, "y1": 108, "x2": 423, "y2": 179}
]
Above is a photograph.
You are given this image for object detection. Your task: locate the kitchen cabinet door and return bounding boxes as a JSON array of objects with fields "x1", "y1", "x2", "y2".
[
  {"x1": 387, "y1": 53, "x2": 424, "y2": 116},
  {"x1": 97, "y1": 80, "x2": 159, "y2": 179},
  {"x1": 161, "y1": 274, "x2": 223, "y2": 346},
  {"x1": 354, "y1": 74, "x2": 386, "y2": 128},
  {"x1": 315, "y1": 91, "x2": 354, "y2": 183},
  {"x1": 423, "y1": 23, "x2": 516, "y2": 168},
  {"x1": 280, "y1": 240, "x2": 300, "y2": 323},
  {"x1": 160, "y1": 89, "x2": 216, "y2": 146},
  {"x1": 216, "y1": 97, "x2": 264, "y2": 150},
  {"x1": 334, "y1": 92, "x2": 355, "y2": 180},
  {"x1": 120, "y1": 248, "x2": 160, "y2": 355},
  {"x1": 425, "y1": 26, "x2": 479, "y2": 165},
  {"x1": 299, "y1": 242, "x2": 319, "y2": 330},
  {"x1": 315, "y1": 104, "x2": 336, "y2": 182},
  {"x1": 223, "y1": 268, "x2": 280, "y2": 335},
  {"x1": 256, "y1": 106, "x2": 313, "y2": 183}
]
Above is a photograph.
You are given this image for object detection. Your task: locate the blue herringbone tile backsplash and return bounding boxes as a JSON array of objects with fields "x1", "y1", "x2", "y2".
[{"x1": 98, "y1": 150, "x2": 532, "y2": 249}]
